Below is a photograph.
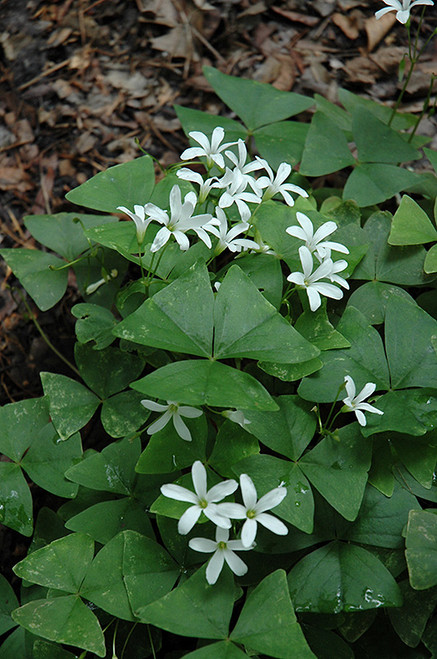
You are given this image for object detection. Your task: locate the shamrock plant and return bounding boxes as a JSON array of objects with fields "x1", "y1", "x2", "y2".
[{"x1": 1, "y1": 50, "x2": 437, "y2": 658}]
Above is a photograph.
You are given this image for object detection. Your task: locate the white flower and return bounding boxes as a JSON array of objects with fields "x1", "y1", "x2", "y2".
[
  {"x1": 218, "y1": 474, "x2": 288, "y2": 547},
  {"x1": 223, "y1": 139, "x2": 264, "y2": 195},
  {"x1": 176, "y1": 168, "x2": 219, "y2": 204},
  {"x1": 141, "y1": 399, "x2": 203, "y2": 442},
  {"x1": 144, "y1": 185, "x2": 214, "y2": 252},
  {"x1": 341, "y1": 376, "x2": 384, "y2": 427},
  {"x1": 222, "y1": 409, "x2": 251, "y2": 430},
  {"x1": 189, "y1": 526, "x2": 253, "y2": 585},
  {"x1": 117, "y1": 205, "x2": 153, "y2": 244},
  {"x1": 218, "y1": 169, "x2": 262, "y2": 223},
  {"x1": 287, "y1": 246, "x2": 344, "y2": 312},
  {"x1": 286, "y1": 212, "x2": 349, "y2": 261},
  {"x1": 180, "y1": 127, "x2": 236, "y2": 169},
  {"x1": 328, "y1": 259, "x2": 350, "y2": 290},
  {"x1": 256, "y1": 159, "x2": 308, "y2": 207},
  {"x1": 206, "y1": 208, "x2": 260, "y2": 254},
  {"x1": 160, "y1": 461, "x2": 238, "y2": 535},
  {"x1": 375, "y1": 0, "x2": 434, "y2": 24}
]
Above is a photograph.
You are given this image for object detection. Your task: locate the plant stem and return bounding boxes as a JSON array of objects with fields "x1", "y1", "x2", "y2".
[{"x1": 19, "y1": 293, "x2": 81, "y2": 378}]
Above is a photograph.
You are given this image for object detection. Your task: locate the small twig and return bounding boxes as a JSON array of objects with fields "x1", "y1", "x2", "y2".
[{"x1": 17, "y1": 58, "x2": 71, "y2": 91}]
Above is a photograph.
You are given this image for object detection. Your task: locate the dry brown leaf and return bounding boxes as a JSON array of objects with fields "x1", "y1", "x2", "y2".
[
  {"x1": 150, "y1": 24, "x2": 195, "y2": 60},
  {"x1": 365, "y1": 12, "x2": 396, "y2": 52},
  {"x1": 271, "y1": 7, "x2": 319, "y2": 26},
  {"x1": 332, "y1": 11, "x2": 362, "y2": 40},
  {"x1": 0, "y1": 167, "x2": 33, "y2": 192},
  {"x1": 76, "y1": 132, "x2": 97, "y2": 154},
  {"x1": 343, "y1": 55, "x2": 379, "y2": 83},
  {"x1": 369, "y1": 46, "x2": 406, "y2": 74}
]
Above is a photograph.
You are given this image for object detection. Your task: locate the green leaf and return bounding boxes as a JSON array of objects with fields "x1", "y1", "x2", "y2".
[
  {"x1": 101, "y1": 390, "x2": 150, "y2": 438},
  {"x1": 183, "y1": 641, "x2": 249, "y2": 659},
  {"x1": 294, "y1": 306, "x2": 350, "y2": 351},
  {"x1": 343, "y1": 483, "x2": 419, "y2": 549},
  {"x1": 368, "y1": 439, "x2": 394, "y2": 496},
  {"x1": 136, "y1": 413, "x2": 207, "y2": 474},
  {"x1": 288, "y1": 541, "x2": 402, "y2": 613},
  {"x1": 302, "y1": 626, "x2": 354, "y2": 659},
  {"x1": 299, "y1": 423, "x2": 371, "y2": 521},
  {"x1": 0, "y1": 574, "x2": 19, "y2": 635},
  {"x1": 425, "y1": 243, "x2": 437, "y2": 274},
  {"x1": 71, "y1": 303, "x2": 117, "y2": 349},
  {"x1": 315, "y1": 93, "x2": 352, "y2": 133},
  {"x1": 352, "y1": 107, "x2": 420, "y2": 164},
  {"x1": 65, "y1": 156, "x2": 155, "y2": 212},
  {"x1": 300, "y1": 112, "x2": 354, "y2": 176},
  {"x1": 405, "y1": 510, "x2": 437, "y2": 590},
  {"x1": 21, "y1": 424, "x2": 82, "y2": 498},
  {"x1": 338, "y1": 88, "x2": 416, "y2": 131},
  {"x1": 343, "y1": 164, "x2": 420, "y2": 207},
  {"x1": 13, "y1": 533, "x2": 94, "y2": 592},
  {"x1": 32, "y1": 639, "x2": 78, "y2": 659},
  {"x1": 392, "y1": 431, "x2": 437, "y2": 488},
  {"x1": 362, "y1": 389, "x2": 437, "y2": 437},
  {"x1": 74, "y1": 343, "x2": 144, "y2": 399},
  {"x1": 40, "y1": 372, "x2": 100, "y2": 441},
  {"x1": 253, "y1": 121, "x2": 309, "y2": 169},
  {"x1": 0, "y1": 627, "x2": 28, "y2": 659},
  {"x1": 230, "y1": 570, "x2": 316, "y2": 658},
  {"x1": 65, "y1": 436, "x2": 140, "y2": 495},
  {"x1": 208, "y1": 421, "x2": 260, "y2": 479},
  {"x1": 0, "y1": 397, "x2": 49, "y2": 462},
  {"x1": 233, "y1": 455, "x2": 314, "y2": 534},
  {"x1": 258, "y1": 357, "x2": 323, "y2": 382},
  {"x1": 320, "y1": 198, "x2": 361, "y2": 227},
  {"x1": 65, "y1": 498, "x2": 154, "y2": 545},
  {"x1": 388, "y1": 580, "x2": 437, "y2": 648},
  {"x1": 203, "y1": 65, "x2": 313, "y2": 131},
  {"x1": 131, "y1": 359, "x2": 278, "y2": 411},
  {"x1": 24, "y1": 212, "x2": 116, "y2": 261},
  {"x1": 385, "y1": 295, "x2": 437, "y2": 389},
  {"x1": 0, "y1": 463, "x2": 33, "y2": 535},
  {"x1": 0, "y1": 249, "x2": 68, "y2": 311},
  {"x1": 234, "y1": 252, "x2": 283, "y2": 309},
  {"x1": 213, "y1": 265, "x2": 318, "y2": 363},
  {"x1": 389, "y1": 195, "x2": 437, "y2": 245},
  {"x1": 347, "y1": 281, "x2": 414, "y2": 325},
  {"x1": 114, "y1": 260, "x2": 214, "y2": 356},
  {"x1": 138, "y1": 565, "x2": 234, "y2": 638},
  {"x1": 298, "y1": 306, "x2": 389, "y2": 403},
  {"x1": 174, "y1": 105, "x2": 247, "y2": 143},
  {"x1": 242, "y1": 395, "x2": 316, "y2": 461},
  {"x1": 12, "y1": 596, "x2": 105, "y2": 657}
]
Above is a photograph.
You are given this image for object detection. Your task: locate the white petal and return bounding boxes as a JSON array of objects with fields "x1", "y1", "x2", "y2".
[
  {"x1": 355, "y1": 409, "x2": 367, "y2": 426},
  {"x1": 355, "y1": 382, "x2": 377, "y2": 403},
  {"x1": 141, "y1": 400, "x2": 169, "y2": 412},
  {"x1": 296, "y1": 212, "x2": 314, "y2": 238},
  {"x1": 240, "y1": 474, "x2": 258, "y2": 509},
  {"x1": 357, "y1": 402, "x2": 384, "y2": 415},
  {"x1": 313, "y1": 283, "x2": 343, "y2": 300},
  {"x1": 241, "y1": 518, "x2": 258, "y2": 547},
  {"x1": 312, "y1": 221, "x2": 337, "y2": 244},
  {"x1": 255, "y1": 487, "x2": 287, "y2": 513},
  {"x1": 344, "y1": 376, "x2": 356, "y2": 399},
  {"x1": 223, "y1": 549, "x2": 248, "y2": 577},
  {"x1": 178, "y1": 505, "x2": 202, "y2": 535},
  {"x1": 180, "y1": 146, "x2": 206, "y2": 161},
  {"x1": 177, "y1": 168, "x2": 203, "y2": 185},
  {"x1": 189, "y1": 537, "x2": 217, "y2": 553},
  {"x1": 287, "y1": 272, "x2": 305, "y2": 286},
  {"x1": 178, "y1": 406, "x2": 203, "y2": 418},
  {"x1": 207, "y1": 479, "x2": 239, "y2": 503},
  {"x1": 160, "y1": 484, "x2": 198, "y2": 504},
  {"x1": 375, "y1": 7, "x2": 396, "y2": 18},
  {"x1": 286, "y1": 226, "x2": 307, "y2": 241},
  {"x1": 173, "y1": 231, "x2": 190, "y2": 251},
  {"x1": 204, "y1": 506, "x2": 232, "y2": 529},
  {"x1": 256, "y1": 513, "x2": 288, "y2": 536},
  {"x1": 192, "y1": 461, "x2": 207, "y2": 498},
  {"x1": 150, "y1": 226, "x2": 171, "y2": 252},
  {"x1": 217, "y1": 503, "x2": 247, "y2": 519},
  {"x1": 307, "y1": 286, "x2": 322, "y2": 312},
  {"x1": 206, "y1": 550, "x2": 225, "y2": 585},
  {"x1": 299, "y1": 245, "x2": 314, "y2": 277},
  {"x1": 173, "y1": 413, "x2": 192, "y2": 441},
  {"x1": 147, "y1": 409, "x2": 173, "y2": 435},
  {"x1": 210, "y1": 126, "x2": 225, "y2": 151},
  {"x1": 189, "y1": 131, "x2": 211, "y2": 151}
]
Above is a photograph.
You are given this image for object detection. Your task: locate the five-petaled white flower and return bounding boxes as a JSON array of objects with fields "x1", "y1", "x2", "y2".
[
  {"x1": 141, "y1": 399, "x2": 203, "y2": 442},
  {"x1": 218, "y1": 169, "x2": 262, "y2": 222},
  {"x1": 144, "y1": 185, "x2": 214, "y2": 252},
  {"x1": 375, "y1": 0, "x2": 434, "y2": 24},
  {"x1": 180, "y1": 127, "x2": 236, "y2": 169},
  {"x1": 160, "y1": 461, "x2": 237, "y2": 535},
  {"x1": 286, "y1": 212, "x2": 349, "y2": 261},
  {"x1": 223, "y1": 139, "x2": 264, "y2": 195},
  {"x1": 117, "y1": 204, "x2": 153, "y2": 244},
  {"x1": 206, "y1": 208, "x2": 260, "y2": 254},
  {"x1": 189, "y1": 526, "x2": 253, "y2": 585},
  {"x1": 256, "y1": 159, "x2": 308, "y2": 207},
  {"x1": 218, "y1": 474, "x2": 288, "y2": 547},
  {"x1": 341, "y1": 376, "x2": 384, "y2": 426},
  {"x1": 287, "y1": 246, "x2": 344, "y2": 312}
]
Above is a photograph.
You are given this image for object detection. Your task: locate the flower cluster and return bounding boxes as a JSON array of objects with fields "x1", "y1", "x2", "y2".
[
  {"x1": 161, "y1": 461, "x2": 288, "y2": 584},
  {"x1": 286, "y1": 212, "x2": 350, "y2": 311},
  {"x1": 117, "y1": 126, "x2": 308, "y2": 258}
]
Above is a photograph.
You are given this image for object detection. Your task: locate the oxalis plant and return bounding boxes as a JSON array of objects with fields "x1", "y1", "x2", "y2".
[{"x1": 1, "y1": 6, "x2": 437, "y2": 659}]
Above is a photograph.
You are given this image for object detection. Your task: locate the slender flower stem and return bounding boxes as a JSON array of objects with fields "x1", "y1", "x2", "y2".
[
  {"x1": 147, "y1": 625, "x2": 157, "y2": 659},
  {"x1": 48, "y1": 249, "x2": 93, "y2": 271},
  {"x1": 18, "y1": 292, "x2": 81, "y2": 378},
  {"x1": 120, "y1": 623, "x2": 137, "y2": 658},
  {"x1": 137, "y1": 241, "x2": 147, "y2": 292},
  {"x1": 409, "y1": 74, "x2": 436, "y2": 141},
  {"x1": 323, "y1": 381, "x2": 346, "y2": 431}
]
